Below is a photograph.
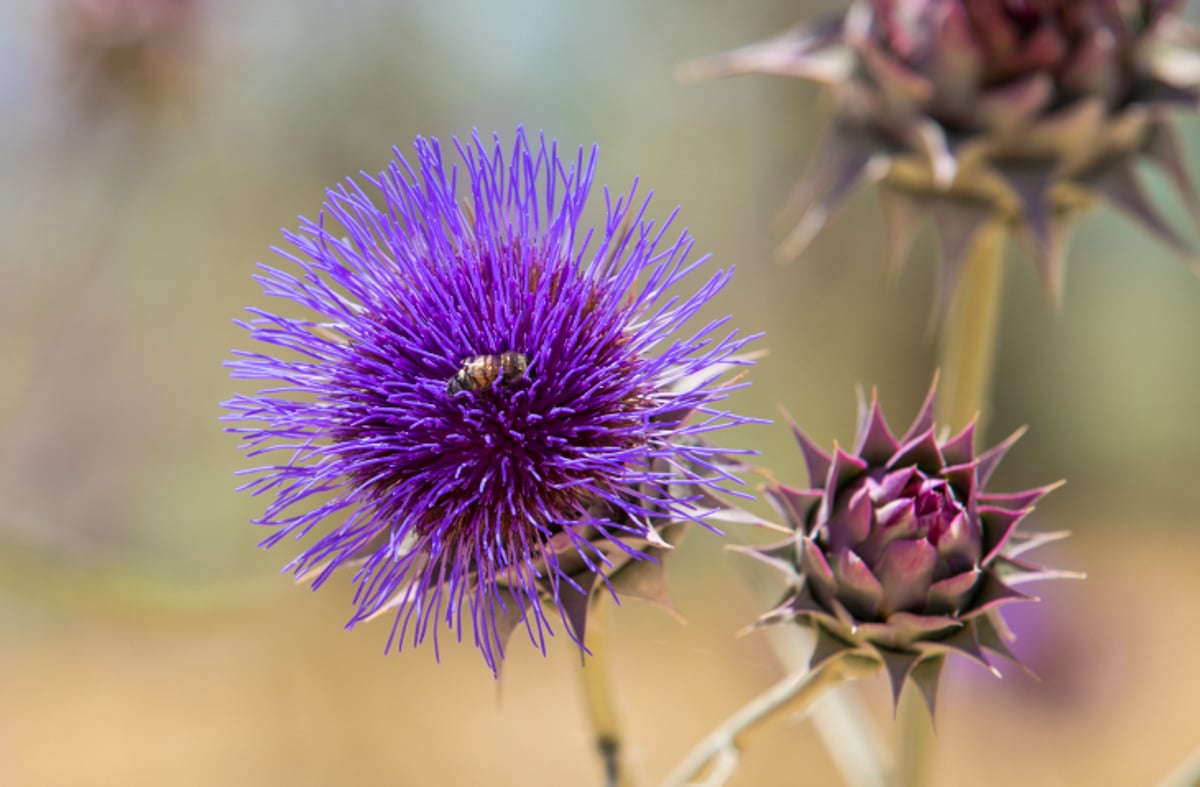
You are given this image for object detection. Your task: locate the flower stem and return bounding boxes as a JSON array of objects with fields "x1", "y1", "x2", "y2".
[
  {"x1": 894, "y1": 690, "x2": 935, "y2": 787},
  {"x1": 896, "y1": 219, "x2": 1009, "y2": 787},
  {"x1": 935, "y1": 221, "x2": 1007, "y2": 433},
  {"x1": 661, "y1": 652, "x2": 880, "y2": 787},
  {"x1": 730, "y1": 546, "x2": 891, "y2": 787},
  {"x1": 580, "y1": 593, "x2": 638, "y2": 787},
  {"x1": 1157, "y1": 745, "x2": 1200, "y2": 787},
  {"x1": 763, "y1": 626, "x2": 891, "y2": 787}
]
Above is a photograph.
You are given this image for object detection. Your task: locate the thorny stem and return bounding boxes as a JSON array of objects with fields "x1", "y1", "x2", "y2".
[
  {"x1": 897, "y1": 219, "x2": 1009, "y2": 787},
  {"x1": 580, "y1": 593, "x2": 638, "y2": 787},
  {"x1": 661, "y1": 652, "x2": 880, "y2": 787}
]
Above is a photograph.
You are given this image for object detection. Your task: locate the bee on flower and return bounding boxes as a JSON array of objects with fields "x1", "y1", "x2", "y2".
[{"x1": 446, "y1": 352, "x2": 530, "y2": 395}]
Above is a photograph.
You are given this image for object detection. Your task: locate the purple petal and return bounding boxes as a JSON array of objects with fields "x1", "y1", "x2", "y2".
[
  {"x1": 961, "y1": 570, "x2": 1036, "y2": 618},
  {"x1": 898, "y1": 373, "x2": 939, "y2": 445},
  {"x1": 869, "y1": 466, "x2": 918, "y2": 504},
  {"x1": 854, "y1": 393, "x2": 899, "y2": 464},
  {"x1": 876, "y1": 538, "x2": 937, "y2": 616},
  {"x1": 786, "y1": 412, "x2": 833, "y2": 489},
  {"x1": 827, "y1": 483, "x2": 874, "y2": 550},
  {"x1": 979, "y1": 505, "x2": 1027, "y2": 563},
  {"x1": 975, "y1": 426, "x2": 1027, "y2": 488},
  {"x1": 939, "y1": 418, "x2": 977, "y2": 467},
  {"x1": 933, "y1": 511, "x2": 981, "y2": 574},
  {"x1": 926, "y1": 568, "x2": 981, "y2": 615},
  {"x1": 889, "y1": 429, "x2": 945, "y2": 475},
  {"x1": 800, "y1": 537, "x2": 839, "y2": 602},
  {"x1": 832, "y1": 548, "x2": 884, "y2": 620},
  {"x1": 764, "y1": 483, "x2": 823, "y2": 531}
]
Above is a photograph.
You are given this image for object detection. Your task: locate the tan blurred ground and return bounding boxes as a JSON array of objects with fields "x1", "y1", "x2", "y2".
[
  {"x1": 2, "y1": 1, "x2": 1200, "y2": 785},
  {"x1": 1, "y1": 531, "x2": 1196, "y2": 786}
]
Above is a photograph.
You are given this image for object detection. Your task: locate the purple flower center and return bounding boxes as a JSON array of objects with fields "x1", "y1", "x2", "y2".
[
  {"x1": 870, "y1": 0, "x2": 1169, "y2": 90},
  {"x1": 327, "y1": 254, "x2": 650, "y2": 542},
  {"x1": 910, "y1": 482, "x2": 957, "y2": 544},
  {"x1": 815, "y1": 466, "x2": 979, "y2": 622},
  {"x1": 772, "y1": 383, "x2": 1063, "y2": 656}
]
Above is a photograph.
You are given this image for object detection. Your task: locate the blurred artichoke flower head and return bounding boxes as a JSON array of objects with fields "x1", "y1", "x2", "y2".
[
  {"x1": 225, "y1": 130, "x2": 758, "y2": 673},
  {"x1": 752, "y1": 380, "x2": 1079, "y2": 713},
  {"x1": 689, "y1": 0, "x2": 1200, "y2": 305},
  {"x1": 54, "y1": 0, "x2": 204, "y2": 119}
]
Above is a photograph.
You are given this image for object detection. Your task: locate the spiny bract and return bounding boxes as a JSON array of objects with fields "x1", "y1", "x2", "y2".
[
  {"x1": 747, "y1": 379, "x2": 1079, "y2": 714},
  {"x1": 688, "y1": 0, "x2": 1200, "y2": 310}
]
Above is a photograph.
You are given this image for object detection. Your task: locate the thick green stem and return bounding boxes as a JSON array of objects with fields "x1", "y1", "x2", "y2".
[
  {"x1": 580, "y1": 594, "x2": 638, "y2": 787},
  {"x1": 895, "y1": 220, "x2": 1008, "y2": 787},
  {"x1": 894, "y1": 690, "x2": 935, "y2": 787},
  {"x1": 1157, "y1": 745, "x2": 1200, "y2": 787},
  {"x1": 935, "y1": 223, "x2": 1007, "y2": 433},
  {"x1": 661, "y1": 652, "x2": 880, "y2": 787}
]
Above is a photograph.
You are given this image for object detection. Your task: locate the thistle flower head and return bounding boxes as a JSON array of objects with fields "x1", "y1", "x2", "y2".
[
  {"x1": 688, "y1": 0, "x2": 1200, "y2": 308},
  {"x1": 55, "y1": 0, "x2": 203, "y2": 119},
  {"x1": 751, "y1": 379, "x2": 1078, "y2": 713},
  {"x1": 224, "y1": 129, "x2": 757, "y2": 673}
]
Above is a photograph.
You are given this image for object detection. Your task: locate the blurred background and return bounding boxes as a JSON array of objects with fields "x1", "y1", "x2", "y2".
[{"x1": 1, "y1": 0, "x2": 1198, "y2": 784}]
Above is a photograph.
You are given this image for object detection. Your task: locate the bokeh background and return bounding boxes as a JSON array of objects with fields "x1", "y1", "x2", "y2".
[{"x1": 2, "y1": 1, "x2": 1199, "y2": 785}]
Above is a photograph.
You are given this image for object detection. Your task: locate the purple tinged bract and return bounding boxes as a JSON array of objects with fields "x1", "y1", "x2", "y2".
[
  {"x1": 687, "y1": 0, "x2": 1200, "y2": 309},
  {"x1": 224, "y1": 129, "x2": 758, "y2": 673},
  {"x1": 747, "y1": 378, "x2": 1081, "y2": 714}
]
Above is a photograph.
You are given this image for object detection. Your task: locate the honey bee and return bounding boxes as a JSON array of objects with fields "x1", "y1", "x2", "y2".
[{"x1": 446, "y1": 352, "x2": 529, "y2": 395}]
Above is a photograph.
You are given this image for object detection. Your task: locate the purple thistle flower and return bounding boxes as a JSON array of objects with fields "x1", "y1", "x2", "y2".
[
  {"x1": 224, "y1": 129, "x2": 758, "y2": 673},
  {"x1": 746, "y1": 378, "x2": 1081, "y2": 714}
]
